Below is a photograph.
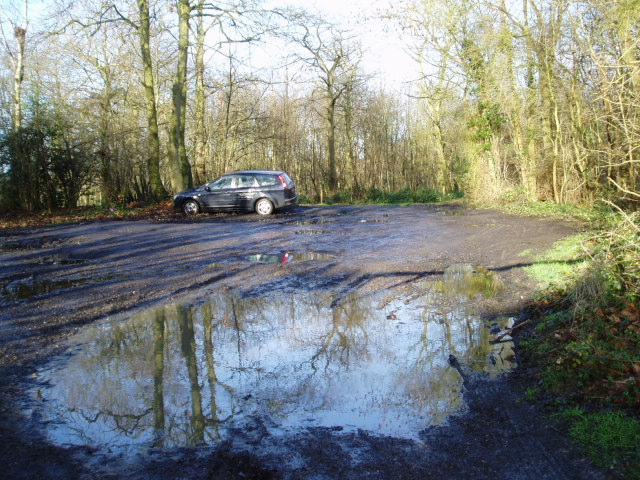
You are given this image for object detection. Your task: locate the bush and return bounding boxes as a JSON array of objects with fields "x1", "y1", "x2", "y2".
[
  {"x1": 414, "y1": 189, "x2": 442, "y2": 203},
  {"x1": 307, "y1": 187, "x2": 453, "y2": 206}
]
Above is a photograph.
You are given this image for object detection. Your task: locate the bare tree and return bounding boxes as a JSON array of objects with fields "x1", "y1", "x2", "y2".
[
  {"x1": 166, "y1": 0, "x2": 192, "y2": 193},
  {"x1": 288, "y1": 15, "x2": 362, "y2": 192}
]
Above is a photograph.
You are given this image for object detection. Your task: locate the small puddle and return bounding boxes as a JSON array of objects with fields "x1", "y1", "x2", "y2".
[
  {"x1": 0, "y1": 237, "x2": 60, "y2": 250},
  {"x1": 30, "y1": 266, "x2": 514, "y2": 451},
  {"x1": 2, "y1": 279, "x2": 91, "y2": 300},
  {"x1": 2, "y1": 275, "x2": 126, "y2": 301},
  {"x1": 358, "y1": 219, "x2": 389, "y2": 224},
  {"x1": 207, "y1": 252, "x2": 335, "y2": 268},
  {"x1": 437, "y1": 211, "x2": 464, "y2": 216},
  {"x1": 38, "y1": 256, "x2": 89, "y2": 265},
  {"x1": 439, "y1": 263, "x2": 503, "y2": 298},
  {"x1": 284, "y1": 219, "x2": 330, "y2": 226},
  {"x1": 247, "y1": 252, "x2": 334, "y2": 264},
  {"x1": 1, "y1": 240, "x2": 43, "y2": 250},
  {"x1": 294, "y1": 230, "x2": 340, "y2": 235}
]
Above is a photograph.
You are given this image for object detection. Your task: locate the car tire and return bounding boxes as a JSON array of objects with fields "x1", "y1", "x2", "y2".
[
  {"x1": 182, "y1": 200, "x2": 200, "y2": 215},
  {"x1": 255, "y1": 198, "x2": 274, "y2": 215}
]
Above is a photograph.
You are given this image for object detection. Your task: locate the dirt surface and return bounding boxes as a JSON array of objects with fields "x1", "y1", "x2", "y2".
[{"x1": 0, "y1": 204, "x2": 610, "y2": 479}]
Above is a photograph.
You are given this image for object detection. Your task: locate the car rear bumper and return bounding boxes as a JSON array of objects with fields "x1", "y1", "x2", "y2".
[{"x1": 283, "y1": 194, "x2": 298, "y2": 207}]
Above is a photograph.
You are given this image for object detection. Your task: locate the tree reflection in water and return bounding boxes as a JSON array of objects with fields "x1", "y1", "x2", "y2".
[{"x1": 34, "y1": 276, "x2": 515, "y2": 450}]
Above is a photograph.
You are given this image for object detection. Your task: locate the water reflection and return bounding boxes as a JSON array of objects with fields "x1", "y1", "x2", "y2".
[{"x1": 33, "y1": 271, "x2": 515, "y2": 450}]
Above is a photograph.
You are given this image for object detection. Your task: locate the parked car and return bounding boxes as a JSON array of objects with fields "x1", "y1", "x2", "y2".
[{"x1": 173, "y1": 170, "x2": 298, "y2": 215}]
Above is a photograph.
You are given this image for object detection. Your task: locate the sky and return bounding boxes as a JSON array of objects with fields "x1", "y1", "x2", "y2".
[{"x1": 261, "y1": 0, "x2": 418, "y2": 89}]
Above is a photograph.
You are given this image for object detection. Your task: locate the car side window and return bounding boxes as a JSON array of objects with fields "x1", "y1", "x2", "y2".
[
  {"x1": 209, "y1": 176, "x2": 234, "y2": 190},
  {"x1": 236, "y1": 175, "x2": 257, "y2": 188},
  {"x1": 256, "y1": 175, "x2": 277, "y2": 186}
]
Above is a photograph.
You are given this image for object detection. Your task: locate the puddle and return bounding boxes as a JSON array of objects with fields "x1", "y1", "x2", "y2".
[
  {"x1": 30, "y1": 268, "x2": 515, "y2": 451},
  {"x1": 2, "y1": 275, "x2": 126, "y2": 301},
  {"x1": 358, "y1": 219, "x2": 389, "y2": 224},
  {"x1": 438, "y1": 263, "x2": 503, "y2": 298},
  {"x1": 0, "y1": 237, "x2": 60, "y2": 250},
  {"x1": 207, "y1": 252, "x2": 335, "y2": 268},
  {"x1": 246, "y1": 252, "x2": 334, "y2": 264},
  {"x1": 437, "y1": 211, "x2": 464, "y2": 216},
  {"x1": 38, "y1": 256, "x2": 89, "y2": 265},
  {"x1": 1, "y1": 240, "x2": 43, "y2": 250},
  {"x1": 2, "y1": 279, "x2": 92, "y2": 300},
  {"x1": 294, "y1": 230, "x2": 340, "y2": 235},
  {"x1": 284, "y1": 219, "x2": 330, "y2": 226}
]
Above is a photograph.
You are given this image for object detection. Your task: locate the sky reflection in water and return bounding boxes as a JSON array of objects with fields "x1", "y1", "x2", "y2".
[{"x1": 32, "y1": 264, "x2": 514, "y2": 450}]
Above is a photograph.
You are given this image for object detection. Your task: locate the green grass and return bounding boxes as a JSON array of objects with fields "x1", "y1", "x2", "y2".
[
  {"x1": 553, "y1": 408, "x2": 640, "y2": 477},
  {"x1": 520, "y1": 234, "x2": 589, "y2": 289}
]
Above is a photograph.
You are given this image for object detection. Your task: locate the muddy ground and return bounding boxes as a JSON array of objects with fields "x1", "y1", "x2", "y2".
[{"x1": 0, "y1": 204, "x2": 611, "y2": 479}]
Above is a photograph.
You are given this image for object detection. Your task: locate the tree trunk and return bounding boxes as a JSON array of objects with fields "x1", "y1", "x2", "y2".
[
  {"x1": 327, "y1": 96, "x2": 338, "y2": 191},
  {"x1": 193, "y1": 0, "x2": 207, "y2": 185},
  {"x1": 137, "y1": 0, "x2": 168, "y2": 201},
  {"x1": 168, "y1": 0, "x2": 193, "y2": 194},
  {"x1": 12, "y1": 27, "x2": 26, "y2": 132}
]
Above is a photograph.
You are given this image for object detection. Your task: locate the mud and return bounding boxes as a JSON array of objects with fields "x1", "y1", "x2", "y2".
[{"x1": 0, "y1": 205, "x2": 609, "y2": 479}]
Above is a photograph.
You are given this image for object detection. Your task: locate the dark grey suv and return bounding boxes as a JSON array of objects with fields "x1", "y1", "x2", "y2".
[{"x1": 173, "y1": 170, "x2": 298, "y2": 215}]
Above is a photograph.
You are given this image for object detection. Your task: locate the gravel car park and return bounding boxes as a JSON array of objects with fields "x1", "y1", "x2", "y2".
[{"x1": 0, "y1": 205, "x2": 605, "y2": 480}]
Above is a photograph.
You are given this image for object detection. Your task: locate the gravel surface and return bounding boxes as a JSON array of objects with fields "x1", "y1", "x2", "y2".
[{"x1": 0, "y1": 205, "x2": 609, "y2": 479}]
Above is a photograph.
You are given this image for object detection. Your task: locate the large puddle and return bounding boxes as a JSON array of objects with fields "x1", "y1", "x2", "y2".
[{"x1": 30, "y1": 264, "x2": 514, "y2": 451}]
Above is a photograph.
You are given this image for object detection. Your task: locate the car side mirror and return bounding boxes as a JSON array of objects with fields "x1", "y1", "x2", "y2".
[{"x1": 205, "y1": 186, "x2": 211, "y2": 192}]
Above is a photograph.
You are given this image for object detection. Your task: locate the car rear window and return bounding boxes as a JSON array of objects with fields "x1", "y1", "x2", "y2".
[{"x1": 280, "y1": 172, "x2": 294, "y2": 186}]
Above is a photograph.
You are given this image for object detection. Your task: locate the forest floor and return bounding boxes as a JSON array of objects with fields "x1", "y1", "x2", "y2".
[{"x1": 0, "y1": 204, "x2": 612, "y2": 479}]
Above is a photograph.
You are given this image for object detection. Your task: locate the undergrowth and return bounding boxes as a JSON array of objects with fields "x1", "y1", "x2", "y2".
[
  {"x1": 312, "y1": 187, "x2": 464, "y2": 205},
  {"x1": 0, "y1": 201, "x2": 177, "y2": 228},
  {"x1": 517, "y1": 207, "x2": 640, "y2": 478}
]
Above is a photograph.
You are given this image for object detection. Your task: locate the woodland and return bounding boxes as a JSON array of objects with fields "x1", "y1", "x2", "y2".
[
  {"x1": 0, "y1": 0, "x2": 638, "y2": 210},
  {"x1": 1, "y1": 0, "x2": 640, "y2": 474}
]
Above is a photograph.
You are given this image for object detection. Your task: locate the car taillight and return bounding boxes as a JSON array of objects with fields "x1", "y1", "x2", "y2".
[{"x1": 277, "y1": 174, "x2": 289, "y2": 189}]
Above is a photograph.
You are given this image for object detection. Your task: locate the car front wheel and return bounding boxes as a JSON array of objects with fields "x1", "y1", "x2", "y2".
[
  {"x1": 182, "y1": 200, "x2": 200, "y2": 215},
  {"x1": 255, "y1": 198, "x2": 274, "y2": 215}
]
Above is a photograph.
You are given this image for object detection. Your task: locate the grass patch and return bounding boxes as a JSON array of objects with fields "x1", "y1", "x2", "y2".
[
  {"x1": 520, "y1": 234, "x2": 588, "y2": 290},
  {"x1": 553, "y1": 408, "x2": 640, "y2": 476}
]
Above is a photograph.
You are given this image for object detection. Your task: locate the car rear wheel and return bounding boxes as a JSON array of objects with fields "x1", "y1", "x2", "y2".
[
  {"x1": 182, "y1": 200, "x2": 199, "y2": 215},
  {"x1": 255, "y1": 198, "x2": 274, "y2": 215}
]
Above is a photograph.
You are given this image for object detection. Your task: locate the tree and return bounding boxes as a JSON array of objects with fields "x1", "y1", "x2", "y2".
[
  {"x1": 167, "y1": 0, "x2": 192, "y2": 193},
  {"x1": 55, "y1": 0, "x2": 169, "y2": 201},
  {"x1": 192, "y1": 0, "x2": 208, "y2": 185},
  {"x1": 290, "y1": 15, "x2": 362, "y2": 192},
  {"x1": 136, "y1": 0, "x2": 169, "y2": 200},
  {"x1": 0, "y1": 103, "x2": 94, "y2": 211}
]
